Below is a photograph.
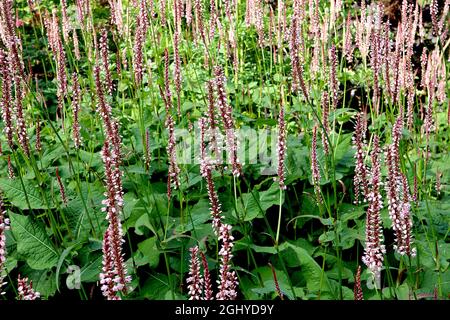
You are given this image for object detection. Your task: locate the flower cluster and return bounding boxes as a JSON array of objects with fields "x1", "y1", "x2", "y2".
[
  {"x1": 95, "y1": 64, "x2": 130, "y2": 300},
  {"x1": 133, "y1": 0, "x2": 149, "y2": 85},
  {"x1": 187, "y1": 246, "x2": 203, "y2": 300},
  {"x1": 329, "y1": 45, "x2": 339, "y2": 109},
  {"x1": 269, "y1": 263, "x2": 283, "y2": 300},
  {"x1": 173, "y1": 0, "x2": 182, "y2": 116},
  {"x1": 395, "y1": 193, "x2": 416, "y2": 257},
  {"x1": 202, "y1": 163, "x2": 223, "y2": 235},
  {"x1": 163, "y1": 48, "x2": 172, "y2": 112},
  {"x1": 276, "y1": 104, "x2": 287, "y2": 190},
  {"x1": 15, "y1": 80, "x2": 30, "y2": 157},
  {"x1": 321, "y1": 91, "x2": 330, "y2": 155},
  {"x1": 144, "y1": 128, "x2": 151, "y2": 172},
  {"x1": 108, "y1": 0, "x2": 124, "y2": 35},
  {"x1": 362, "y1": 136, "x2": 385, "y2": 285},
  {"x1": 255, "y1": 0, "x2": 264, "y2": 47},
  {"x1": 60, "y1": 0, "x2": 71, "y2": 43},
  {"x1": 0, "y1": 50, "x2": 14, "y2": 149},
  {"x1": 159, "y1": 0, "x2": 167, "y2": 26},
  {"x1": 55, "y1": 167, "x2": 68, "y2": 205},
  {"x1": 187, "y1": 244, "x2": 231, "y2": 301},
  {"x1": 0, "y1": 6, "x2": 30, "y2": 156},
  {"x1": 17, "y1": 276, "x2": 40, "y2": 300},
  {"x1": 35, "y1": 119, "x2": 42, "y2": 153},
  {"x1": 73, "y1": 29, "x2": 81, "y2": 60},
  {"x1": 205, "y1": 81, "x2": 223, "y2": 165},
  {"x1": 99, "y1": 139, "x2": 131, "y2": 300},
  {"x1": 72, "y1": 73, "x2": 82, "y2": 149},
  {"x1": 311, "y1": 126, "x2": 322, "y2": 203},
  {"x1": 100, "y1": 29, "x2": 113, "y2": 95},
  {"x1": 352, "y1": 112, "x2": 369, "y2": 204},
  {"x1": 216, "y1": 224, "x2": 238, "y2": 300},
  {"x1": 44, "y1": 10, "x2": 68, "y2": 112},
  {"x1": 200, "y1": 251, "x2": 213, "y2": 300},
  {"x1": 208, "y1": 0, "x2": 218, "y2": 41},
  {"x1": 354, "y1": 266, "x2": 363, "y2": 300},
  {"x1": 166, "y1": 114, "x2": 181, "y2": 199},
  {"x1": 187, "y1": 115, "x2": 239, "y2": 300},
  {"x1": 384, "y1": 117, "x2": 416, "y2": 257},
  {"x1": 343, "y1": 13, "x2": 354, "y2": 62},
  {"x1": 0, "y1": 195, "x2": 9, "y2": 295},
  {"x1": 194, "y1": 0, "x2": 207, "y2": 46},
  {"x1": 0, "y1": 0, "x2": 25, "y2": 80},
  {"x1": 75, "y1": 0, "x2": 88, "y2": 25},
  {"x1": 7, "y1": 155, "x2": 15, "y2": 179},
  {"x1": 214, "y1": 66, "x2": 241, "y2": 177},
  {"x1": 288, "y1": 9, "x2": 308, "y2": 100}
]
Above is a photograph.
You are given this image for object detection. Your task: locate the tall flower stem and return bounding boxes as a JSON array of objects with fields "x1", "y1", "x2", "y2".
[{"x1": 275, "y1": 189, "x2": 283, "y2": 246}]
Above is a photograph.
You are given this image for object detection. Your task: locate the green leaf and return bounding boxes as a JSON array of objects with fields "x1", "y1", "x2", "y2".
[
  {"x1": 236, "y1": 192, "x2": 262, "y2": 221},
  {"x1": 283, "y1": 243, "x2": 334, "y2": 296},
  {"x1": 0, "y1": 178, "x2": 49, "y2": 210},
  {"x1": 9, "y1": 213, "x2": 58, "y2": 270},
  {"x1": 396, "y1": 282, "x2": 411, "y2": 300},
  {"x1": 176, "y1": 198, "x2": 210, "y2": 232},
  {"x1": 137, "y1": 237, "x2": 160, "y2": 268},
  {"x1": 141, "y1": 273, "x2": 174, "y2": 299},
  {"x1": 259, "y1": 183, "x2": 283, "y2": 211},
  {"x1": 22, "y1": 268, "x2": 57, "y2": 298},
  {"x1": 135, "y1": 213, "x2": 157, "y2": 235},
  {"x1": 80, "y1": 253, "x2": 102, "y2": 283},
  {"x1": 55, "y1": 243, "x2": 79, "y2": 292},
  {"x1": 64, "y1": 182, "x2": 105, "y2": 240}
]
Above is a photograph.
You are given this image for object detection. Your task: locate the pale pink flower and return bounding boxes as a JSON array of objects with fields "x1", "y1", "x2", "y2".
[
  {"x1": 214, "y1": 66, "x2": 241, "y2": 176},
  {"x1": 17, "y1": 276, "x2": 40, "y2": 300},
  {"x1": 200, "y1": 251, "x2": 213, "y2": 300},
  {"x1": 166, "y1": 114, "x2": 180, "y2": 196},
  {"x1": 7, "y1": 155, "x2": 14, "y2": 179},
  {"x1": 362, "y1": 136, "x2": 385, "y2": 285},
  {"x1": 216, "y1": 224, "x2": 238, "y2": 300},
  {"x1": 276, "y1": 104, "x2": 287, "y2": 190},
  {"x1": 187, "y1": 246, "x2": 203, "y2": 300},
  {"x1": 0, "y1": 195, "x2": 9, "y2": 295},
  {"x1": 72, "y1": 73, "x2": 82, "y2": 149},
  {"x1": 60, "y1": 0, "x2": 71, "y2": 43},
  {"x1": 0, "y1": 50, "x2": 14, "y2": 149},
  {"x1": 311, "y1": 126, "x2": 321, "y2": 203},
  {"x1": 100, "y1": 29, "x2": 113, "y2": 95},
  {"x1": 352, "y1": 112, "x2": 369, "y2": 203}
]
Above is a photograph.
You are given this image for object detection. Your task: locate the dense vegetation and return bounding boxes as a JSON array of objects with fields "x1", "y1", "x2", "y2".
[{"x1": 0, "y1": 0, "x2": 448, "y2": 300}]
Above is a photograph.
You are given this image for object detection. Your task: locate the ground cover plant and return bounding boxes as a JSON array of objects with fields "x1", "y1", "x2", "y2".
[{"x1": 0, "y1": 0, "x2": 448, "y2": 301}]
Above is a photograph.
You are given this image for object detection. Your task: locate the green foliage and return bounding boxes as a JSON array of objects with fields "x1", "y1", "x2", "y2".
[{"x1": 0, "y1": 0, "x2": 448, "y2": 301}]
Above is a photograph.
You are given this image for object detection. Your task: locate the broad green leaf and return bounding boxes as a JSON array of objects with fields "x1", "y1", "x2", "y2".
[
  {"x1": 283, "y1": 243, "x2": 333, "y2": 296},
  {"x1": 0, "y1": 178, "x2": 49, "y2": 210},
  {"x1": 141, "y1": 273, "x2": 174, "y2": 299},
  {"x1": 135, "y1": 214, "x2": 156, "y2": 235},
  {"x1": 137, "y1": 237, "x2": 160, "y2": 268},
  {"x1": 176, "y1": 198, "x2": 210, "y2": 232},
  {"x1": 22, "y1": 268, "x2": 57, "y2": 298},
  {"x1": 236, "y1": 192, "x2": 261, "y2": 221},
  {"x1": 396, "y1": 283, "x2": 411, "y2": 300},
  {"x1": 80, "y1": 253, "x2": 102, "y2": 282},
  {"x1": 55, "y1": 243, "x2": 80, "y2": 292},
  {"x1": 9, "y1": 213, "x2": 58, "y2": 270},
  {"x1": 259, "y1": 183, "x2": 283, "y2": 211},
  {"x1": 64, "y1": 182, "x2": 105, "y2": 240}
]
